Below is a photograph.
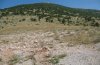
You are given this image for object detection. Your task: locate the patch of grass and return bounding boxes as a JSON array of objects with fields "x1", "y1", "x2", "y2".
[
  {"x1": 8, "y1": 55, "x2": 20, "y2": 65},
  {"x1": 49, "y1": 54, "x2": 66, "y2": 64},
  {"x1": 63, "y1": 28, "x2": 100, "y2": 45}
]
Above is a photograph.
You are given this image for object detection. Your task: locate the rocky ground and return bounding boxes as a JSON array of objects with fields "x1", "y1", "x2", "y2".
[{"x1": 0, "y1": 30, "x2": 100, "y2": 65}]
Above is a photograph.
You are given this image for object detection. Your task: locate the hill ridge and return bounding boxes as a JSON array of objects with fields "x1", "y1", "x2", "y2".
[{"x1": 0, "y1": 3, "x2": 100, "y2": 28}]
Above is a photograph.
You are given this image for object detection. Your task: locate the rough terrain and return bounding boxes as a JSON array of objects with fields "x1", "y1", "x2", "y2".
[{"x1": 0, "y1": 29, "x2": 100, "y2": 65}]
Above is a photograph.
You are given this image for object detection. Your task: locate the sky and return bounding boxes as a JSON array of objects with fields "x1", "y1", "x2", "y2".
[{"x1": 0, "y1": 0, "x2": 100, "y2": 10}]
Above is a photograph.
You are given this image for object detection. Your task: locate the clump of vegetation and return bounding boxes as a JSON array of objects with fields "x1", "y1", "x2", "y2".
[
  {"x1": 63, "y1": 31, "x2": 91, "y2": 44},
  {"x1": 19, "y1": 18, "x2": 26, "y2": 22},
  {"x1": 22, "y1": 18, "x2": 26, "y2": 21},
  {"x1": 3, "y1": 21, "x2": 8, "y2": 24},
  {"x1": 19, "y1": 20, "x2": 22, "y2": 22},
  {"x1": 91, "y1": 22, "x2": 100, "y2": 27},
  {"x1": 8, "y1": 55, "x2": 20, "y2": 65},
  {"x1": 62, "y1": 28, "x2": 100, "y2": 45},
  {"x1": 1, "y1": 27, "x2": 4, "y2": 29},
  {"x1": 45, "y1": 17, "x2": 54, "y2": 23},
  {"x1": 30, "y1": 18, "x2": 37, "y2": 21},
  {"x1": 49, "y1": 54, "x2": 66, "y2": 64},
  {"x1": 61, "y1": 18, "x2": 66, "y2": 25}
]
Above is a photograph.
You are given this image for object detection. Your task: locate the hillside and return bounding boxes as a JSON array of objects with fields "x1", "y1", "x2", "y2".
[
  {"x1": 1, "y1": 3, "x2": 100, "y2": 17},
  {"x1": 0, "y1": 3, "x2": 100, "y2": 29}
]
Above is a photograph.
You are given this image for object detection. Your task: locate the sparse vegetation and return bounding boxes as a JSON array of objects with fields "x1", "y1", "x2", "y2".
[
  {"x1": 30, "y1": 18, "x2": 37, "y2": 21},
  {"x1": 49, "y1": 54, "x2": 66, "y2": 64},
  {"x1": 22, "y1": 18, "x2": 26, "y2": 21},
  {"x1": 3, "y1": 21, "x2": 8, "y2": 24},
  {"x1": 0, "y1": 3, "x2": 100, "y2": 27},
  {"x1": 62, "y1": 18, "x2": 66, "y2": 25},
  {"x1": 0, "y1": 25, "x2": 99, "y2": 65},
  {"x1": 8, "y1": 55, "x2": 20, "y2": 65},
  {"x1": 0, "y1": 3, "x2": 100, "y2": 65},
  {"x1": 62, "y1": 28, "x2": 100, "y2": 45}
]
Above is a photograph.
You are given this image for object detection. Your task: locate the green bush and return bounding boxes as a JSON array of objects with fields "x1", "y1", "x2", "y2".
[
  {"x1": 30, "y1": 18, "x2": 37, "y2": 21},
  {"x1": 22, "y1": 18, "x2": 26, "y2": 21},
  {"x1": 49, "y1": 54, "x2": 66, "y2": 64}
]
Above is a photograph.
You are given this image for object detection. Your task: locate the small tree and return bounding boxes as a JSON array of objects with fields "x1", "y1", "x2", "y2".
[
  {"x1": 50, "y1": 19, "x2": 53, "y2": 23},
  {"x1": 57, "y1": 18, "x2": 61, "y2": 22},
  {"x1": 62, "y1": 18, "x2": 66, "y2": 25},
  {"x1": 45, "y1": 17, "x2": 49, "y2": 22}
]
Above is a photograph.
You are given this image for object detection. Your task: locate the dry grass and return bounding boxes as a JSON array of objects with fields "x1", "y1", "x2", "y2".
[
  {"x1": 0, "y1": 21, "x2": 85, "y2": 35},
  {"x1": 0, "y1": 21, "x2": 100, "y2": 45},
  {"x1": 64, "y1": 31, "x2": 92, "y2": 44},
  {"x1": 62, "y1": 28, "x2": 100, "y2": 45}
]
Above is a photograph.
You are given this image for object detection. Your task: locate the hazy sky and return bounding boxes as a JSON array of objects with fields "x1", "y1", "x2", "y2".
[{"x1": 0, "y1": 0, "x2": 100, "y2": 10}]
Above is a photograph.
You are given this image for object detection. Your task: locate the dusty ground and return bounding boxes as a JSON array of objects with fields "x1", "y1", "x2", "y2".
[{"x1": 0, "y1": 29, "x2": 100, "y2": 65}]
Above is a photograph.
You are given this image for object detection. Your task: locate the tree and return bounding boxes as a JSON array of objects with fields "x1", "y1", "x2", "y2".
[
  {"x1": 50, "y1": 19, "x2": 53, "y2": 23},
  {"x1": 62, "y1": 18, "x2": 66, "y2": 25}
]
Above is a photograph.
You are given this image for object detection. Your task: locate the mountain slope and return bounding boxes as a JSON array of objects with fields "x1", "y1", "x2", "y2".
[
  {"x1": 1, "y1": 3, "x2": 100, "y2": 17},
  {"x1": 0, "y1": 3, "x2": 100, "y2": 28}
]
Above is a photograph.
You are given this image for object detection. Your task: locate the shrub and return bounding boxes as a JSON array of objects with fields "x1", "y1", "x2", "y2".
[
  {"x1": 45, "y1": 17, "x2": 49, "y2": 22},
  {"x1": 22, "y1": 18, "x2": 26, "y2": 21},
  {"x1": 62, "y1": 18, "x2": 66, "y2": 25},
  {"x1": 57, "y1": 18, "x2": 61, "y2": 22},
  {"x1": 93, "y1": 22, "x2": 99, "y2": 27},
  {"x1": 8, "y1": 55, "x2": 20, "y2": 65},
  {"x1": 38, "y1": 15, "x2": 44, "y2": 21},
  {"x1": 90, "y1": 20, "x2": 99, "y2": 27},
  {"x1": 19, "y1": 20, "x2": 22, "y2": 22},
  {"x1": 30, "y1": 18, "x2": 37, "y2": 21},
  {"x1": 49, "y1": 54, "x2": 66, "y2": 64},
  {"x1": 3, "y1": 21, "x2": 8, "y2": 24}
]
